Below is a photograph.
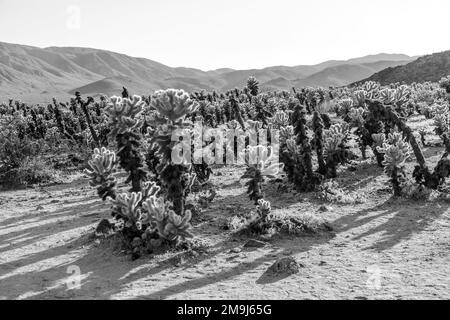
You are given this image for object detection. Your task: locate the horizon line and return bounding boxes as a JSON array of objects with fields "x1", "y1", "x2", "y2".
[{"x1": 0, "y1": 40, "x2": 427, "y2": 73}]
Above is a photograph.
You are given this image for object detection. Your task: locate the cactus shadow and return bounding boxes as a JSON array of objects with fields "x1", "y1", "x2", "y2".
[
  {"x1": 0, "y1": 201, "x2": 108, "y2": 255},
  {"x1": 332, "y1": 197, "x2": 449, "y2": 251},
  {"x1": 255, "y1": 271, "x2": 294, "y2": 285}
]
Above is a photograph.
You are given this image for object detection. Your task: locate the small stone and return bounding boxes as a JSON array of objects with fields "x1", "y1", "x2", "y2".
[
  {"x1": 267, "y1": 257, "x2": 303, "y2": 275},
  {"x1": 131, "y1": 237, "x2": 143, "y2": 248},
  {"x1": 95, "y1": 219, "x2": 113, "y2": 236},
  {"x1": 318, "y1": 205, "x2": 331, "y2": 212},
  {"x1": 216, "y1": 172, "x2": 223, "y2": 176},
  {"x1": 319, "y1": 261, "x2": 327, "y2": 266},
  {"x1": 244, "y1": 239, "x2": 267, "y2": 248},
  {"x1": 189, "y1": 250, "x2": 200, "y2": 258},
  {"x1": 230, "y1": 247, "x2": 242, "y2": 253},
  {"x1": 131, "y1": 251, "x2": 141, "y2": 261}
]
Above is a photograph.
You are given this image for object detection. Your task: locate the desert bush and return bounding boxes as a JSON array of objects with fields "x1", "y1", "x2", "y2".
[{"x1": 232, "y1": 199, "x2": 330, "y2": 238}]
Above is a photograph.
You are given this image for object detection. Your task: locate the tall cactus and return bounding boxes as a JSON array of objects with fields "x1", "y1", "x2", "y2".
[
  {"x1": 377, "y1": 132, "x2": 411, "y2": 196},
  {"x1": 323, "y1": 123, "x2": 352, "y2": 178},
  {"x1": 240, "y1": 145, "x2": 283, "y2": 204},
  {"x1": 247, "y1": 76, "x2": 259, "y2": 96},
  {"x1": 149, "y1": 89, "x2": 198, "y2": 215},
  {"x1": 311, "y1": 111, "x2": 327, "y2": 175},
  {"x1": 106, "y1": 95, "x2": 147, "y2": 192}
]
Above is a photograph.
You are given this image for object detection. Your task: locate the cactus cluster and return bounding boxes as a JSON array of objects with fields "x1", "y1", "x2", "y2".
[
  {"x1": 433, "y1": 103, "x2": 449, "y2": 137},
  {"x1": 82, "y1": 89, "x2": 202, "y2": 259},
  {"x1": 377, "y1": 132, "x2": 412, "y2": 196},
  {"x1": 323, "y1": 123, "x2": 353, "y2": 178}
]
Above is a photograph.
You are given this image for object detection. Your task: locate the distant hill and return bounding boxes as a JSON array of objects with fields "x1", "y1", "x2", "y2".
[
  {"x1": 357, "y1": 50, "x2": 450, "y2": 85},
  {"x1": 0, "y1": 41, "x2": 417, "y2": 103},
  {"x1": 291, "y1": 60, "x2": 411, "y2": 88}
]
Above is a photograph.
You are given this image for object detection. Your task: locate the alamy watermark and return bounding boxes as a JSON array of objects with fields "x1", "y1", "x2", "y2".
[
  {"x1": 66, "y1": 5, "x2": 81, "y2": 30},
  {"x1": 170, "y1": 121, "x2": 282, "y2": 169},
  {"x1": 66, "y1": 265, "x2": 82, "y2": 290}
]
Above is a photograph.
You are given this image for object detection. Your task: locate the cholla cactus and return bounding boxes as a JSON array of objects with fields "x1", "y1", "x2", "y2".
[
  {"x1": 239, "y1": 199, "x2": 274, "y2": 234},
  {"x1": 108, "y1": 180, "x2": 163, "y2": 240},
  {"x1": 380, "y1": 86, "x2": 410, "y2": 106},
  {"x1": 323, "y1": 123, "x2": 349, "y2": 156},
  {"x1": 336, "y1": 98, "x2": 354, "y2": 118},
  {"x1": 433, "y1": 103, "x2": 449, "y2": 136},
  {"x1": 371, "y1": 133, "x2": 388, "y2": 166},
  {"x1": 84, "y1": 147, "x2": 117, "y2": 201},
  {"x1": 286, "y1": 138, "x2": 298, "y2": 155},
  {"x1": 270, "y1": 110, "x2": 290, "y2": 129},
  {"x1": 247, "y1": 76, "x2": 259, "y2": 96},
  {"x1": 372, "y1": 133, "x2": 386, "y2": 148},
  {"x1": 353, "y1": 90, "x2": 370, "y2": 107},
  {"x1": 256, "y1": 199, "x2": 272, "y2": 220},
  {"x1": 241, "y1": 145, "x2": 283, "y2": 204},
  {"x1": 149, "y1": 89, "x2": 199, "y2": 215},
  {"x1": 106, "y1": 95, "x2": 145, "y2": 136},
  {"x1": 106, "y1": 95, "x2": 147, "y2": 192},
  {"x1": 150, "y1": 89, "x2": 198, "y2": 123},
  {"x1": 439, "y1": 75, "x2": 450, "y2": 93},
  {"x1": 311, "y1": 111, "x2": 326, "y2": 175},
  {"x1": 377, "y1": 132, "x2": 412, "y2": 196},
  {"x1": 349, "y1": 107, "x2": 365, "y2": 126},
  {"x1": 323, "y1": 123, "x2": 351, "y2": 178},
  {"x1": 227, "y1": 119, "x2": 241, "y2": 130},
  {"x1": 279, "y1": 101, "x2": 323, "y2": 191},
  {"x1": 380, "y1": 89, "x2": 396, "y2": 104},
  {"x1": 246, "y1": 119, "x2": 263, "y2": 132},
  {"x1": 142, "y1": 195, "x2": 193, "y2": 241},
  {"x1": 280, "y1": 126, "x2": 294, "y2": 144},
  {"x1": 111, "y1": 192, "x2": 145, "y2": 233},
  {"x1": 363, "y1": 81, "x2": 380, "y2": 93},
  {"x1": 394, "y1": 85, "x2": 410, "y2": 104}
]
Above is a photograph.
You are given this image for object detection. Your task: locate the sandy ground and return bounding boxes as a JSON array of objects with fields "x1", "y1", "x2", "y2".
[{"x1": 0, "y1": 151, "x2": 449, "y2": 300}]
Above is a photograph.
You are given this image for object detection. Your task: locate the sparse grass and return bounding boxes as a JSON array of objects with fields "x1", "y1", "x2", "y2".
[
  {"x1": 228, "y1": 210, "x2": 332, "y2": 239},
  {"x1": 0, "y1": 156, "x2": 60, "y2": 189},
  {"x1": 316, "y1": 180, "x2": 366, "y2": 204}
]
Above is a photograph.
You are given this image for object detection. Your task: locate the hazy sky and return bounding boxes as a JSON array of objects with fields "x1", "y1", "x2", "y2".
[{"x1": 1, "y1": 0, "x2": 449, "y2": 70}]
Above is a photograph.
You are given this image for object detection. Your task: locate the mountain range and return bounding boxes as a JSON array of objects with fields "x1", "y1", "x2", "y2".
[
  {"x1": 358, "y1": 50, "x2": 450, "y2": 85},
  {"x1": 0, "y1": 41, "x2": 417, "y2": 103}
]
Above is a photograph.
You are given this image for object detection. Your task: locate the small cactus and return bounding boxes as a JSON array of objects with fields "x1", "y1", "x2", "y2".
[
  {"x1": 84, "y1": 147, "x2": 117, "y2": 201},
  {"x1": 142, "y1": 195, "x2": 193, "y2": 241},
  {"x1": 111, "y1": 192, "x2": 145, "y2": 232}
]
